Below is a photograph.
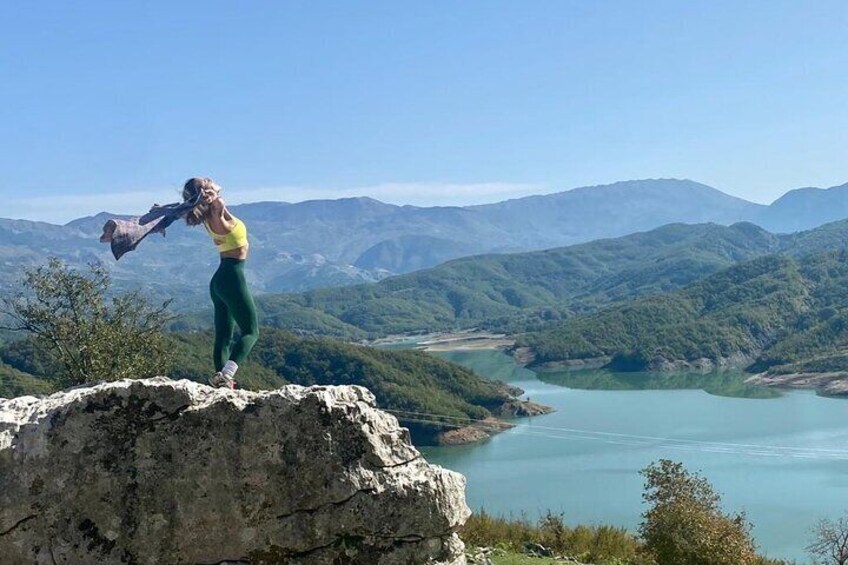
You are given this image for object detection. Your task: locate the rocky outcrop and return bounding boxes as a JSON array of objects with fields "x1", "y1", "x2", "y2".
[
  {"x1": 0, "y1": 377, "x2": 470, "y2": 564},
  {"x1": 491, "y1": 399, "x2": 554, "y2": 418},
  {"x1": 747, "y1": 372, "x2": 848, "y2": 397},
  {"x1": 642, "y1": 352, "x2": 755, "y2": 373},
  {"x1": 437, "y1": 418, "x2": 514, "y2": 447},
  {"x1": 526, "y1": 351, "x2": 757, "y2": 374}
]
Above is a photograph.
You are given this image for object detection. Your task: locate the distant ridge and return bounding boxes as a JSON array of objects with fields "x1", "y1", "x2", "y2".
[
  {"x1": 758, "y1": 181, "x2": 848, "y2": 233},
  {"x1": 0, "y1": 178, "x2": 846, "y2": 298},
  {"x1": 470, "y1": 179, "x2": 763, "y2": 247},
  {"x1": 248, "y1": 217, "x2": 848, "y2": 339},
  {"x1": 252, "y1": 221, "x2": 783, "y2": 337}
]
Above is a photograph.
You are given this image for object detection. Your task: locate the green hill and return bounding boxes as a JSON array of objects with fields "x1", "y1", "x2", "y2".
[
  {"x1": 255, "y1": 222, "x2": 785, "y2": 337},
  {"x1": 518, "y1": 250, "x2": 848, "y2": 375},
  {"x1": 0, "y1": 361, "x2": 54, "y2": 398},
  {"x1": 0, "y1": 328, "x2": 524, "y2": 445},
  {"x1": 251, "y1": 218, "x2": 848, "y2": 340}
]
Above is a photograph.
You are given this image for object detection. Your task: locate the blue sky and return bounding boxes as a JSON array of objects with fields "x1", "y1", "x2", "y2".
[{"x1": 1, "y1": 1, "x2": 846, "y2": 222}]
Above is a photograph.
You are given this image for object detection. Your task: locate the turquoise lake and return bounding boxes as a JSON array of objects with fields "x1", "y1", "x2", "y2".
[{"x1": 418, "y1": 348, "x2": 848, "y2": 562}]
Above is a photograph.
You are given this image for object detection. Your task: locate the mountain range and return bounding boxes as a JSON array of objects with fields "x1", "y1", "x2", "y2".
[
  {"x1": 242, "y1": 218, "x2": 848, "y2": 339},
  {"x1": 2, "y1": 178, "x2": 848, "y2": 304}
]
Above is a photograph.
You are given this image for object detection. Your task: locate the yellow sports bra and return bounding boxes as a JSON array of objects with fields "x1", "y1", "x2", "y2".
[{"x1": 204, "y1": 215, "x2": 249, "y2": 252}]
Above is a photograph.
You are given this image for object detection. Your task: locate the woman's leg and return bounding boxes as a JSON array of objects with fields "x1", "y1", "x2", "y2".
[
  {"x1": 211, "y1": 270, "x2": 235, "y2": 371},
  {"x1": 218, "y1": 260, "x2": 259, "y2": 366},
  {"x1": 226, "y1": 265, "x2": 259, "y2": 365}
]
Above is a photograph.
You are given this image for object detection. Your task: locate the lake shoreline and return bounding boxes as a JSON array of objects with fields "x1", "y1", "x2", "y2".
[
  {"x1": 369, "y1": 332, "x2": 555, "y2": 446},
  {"x1": 747, "y1": 372, "x2": 848, "y2": 397},
  {"x1": 371, "y1": 332, "x2": 848, "y2": 399},
  {"x1": 422, "y1": 348, "x2": 848, "y2": 562},
  {"x1": 367, "y1": 330, "x2": 515, "y2": 352}
]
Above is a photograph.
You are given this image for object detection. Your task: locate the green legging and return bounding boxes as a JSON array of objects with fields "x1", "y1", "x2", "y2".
[{"x1": 210, "y1": 258, "x2": 259, "y2": 371}]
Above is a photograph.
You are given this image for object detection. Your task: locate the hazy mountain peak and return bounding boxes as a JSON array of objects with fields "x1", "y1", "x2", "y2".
[
  {"x1": 770, "y1": 181, "x2": 848, "y2": 204},
  {"x1": 759, "y1": 181, "x2": 848, "y2": 233}
]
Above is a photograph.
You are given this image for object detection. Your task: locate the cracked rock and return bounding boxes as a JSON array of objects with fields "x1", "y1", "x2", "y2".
[{"x1": 0, "y1": 377, "x2": 469, "y2": 564}]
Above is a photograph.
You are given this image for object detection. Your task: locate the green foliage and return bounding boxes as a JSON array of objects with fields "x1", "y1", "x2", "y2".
[
  {"x1": 247, "y1": 221, "x2": 848, "y2": 374},
  {"x1": 461, "y1": 510, "x2": 538, "y2": 551},
  {"x1": 164, "y1": 327, "x2": 512, "y2": 436},
  {"x1": 461, "y1": 509, "x2": 642, "y2": 564},
  {"x1": 639, "y1": 459, "x2": 758, "y2": 565},
  {"x1": 254, "y1": 222, "x2": 784, "y2": 337},
  {"x1": 1, "y1": 324, "x2": 515, "y2": 446},
  {"x1": 0, "y1": 336, "x2": 62, "y2": 379},
  {"x1": 489, "y1": 553, "x2": 561, "y2": 565},
  {"x1": 520, "y1": 251, "x2": 848, "y2": 374},
  {"x1": 0, "y1": 360, "x2": 54, "y2": 398},
  {"x1": 1, "y1": 258, "x2": 174, "y2": 387},
  {"x1": 165, "y1": 331, "x2": 285, "y2": 390},
  {"x1": 256, "y1": 294, "x2": 366, "y2": 338},
  {"x1": 238, "y1": 328, "x2": 511, "y2": 443}
]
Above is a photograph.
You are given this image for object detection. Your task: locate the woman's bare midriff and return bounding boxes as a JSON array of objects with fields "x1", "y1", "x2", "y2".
[{"x1": 220, "y1": 245, "x2": 249, "y2": 260}]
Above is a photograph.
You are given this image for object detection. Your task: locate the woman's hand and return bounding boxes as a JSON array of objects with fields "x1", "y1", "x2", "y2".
[
  {"x1": 201, "y1": 187, "x2": 220, "y2": 205},
  {"x1": 207, "y1": 192, "x2": 230, "y2": 223}
]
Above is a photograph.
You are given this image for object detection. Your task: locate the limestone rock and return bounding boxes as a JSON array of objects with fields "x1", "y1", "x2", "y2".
[
  {"x1": 492, "y1": 399, "x2": 554, "y2": 418},
  {"x1": 0, "y1": 377, "x2": 470, "y2": 564},
  {"x1": 464, "y1": 546, "x2": 497, "y2": 565},
  {"x1": 747, "y1": 371, "x2": 848, "y2": 397}
]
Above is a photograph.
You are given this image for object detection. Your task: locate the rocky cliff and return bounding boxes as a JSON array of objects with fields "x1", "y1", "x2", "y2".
[{"x1": 0, "y1": 378, "x2": 469, "y2": 564}]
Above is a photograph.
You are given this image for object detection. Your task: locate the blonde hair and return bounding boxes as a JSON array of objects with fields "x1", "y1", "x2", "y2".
[{"x1": 182, "y1": 177, "x2": 221, "y2": 226}]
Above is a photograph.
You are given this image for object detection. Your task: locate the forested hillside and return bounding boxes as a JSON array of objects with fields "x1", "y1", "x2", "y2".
[
  {"x1": 518, "y1": 250, "x2": 848, "y2": 375},
  {"x1": 0, "y1": 328, "x2": 524, "y2": 445},
  {"x1": 255, "y1": 222, "x2": 784, "y2": 337}
]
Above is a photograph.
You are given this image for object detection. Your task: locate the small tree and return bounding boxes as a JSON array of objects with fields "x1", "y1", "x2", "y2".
[
  {"x1": 807, "y1": 513, "x2": 848, "y2": 565},
  {"x1": 1, "y1": 258, "x2": 174, "y2": 387},
  {"x1": 639, "y1": 459, "x2": 758, "y2": 565}
]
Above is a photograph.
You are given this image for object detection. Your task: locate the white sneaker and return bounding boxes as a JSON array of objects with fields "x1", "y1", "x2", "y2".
[{"x1": 209, "y1": 372, "x2": 236, "y2": 389}]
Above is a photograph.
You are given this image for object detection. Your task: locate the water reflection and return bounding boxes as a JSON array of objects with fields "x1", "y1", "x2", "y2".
[{"x1": 536, "y1": 368, "x2": 780, "y2": 399}]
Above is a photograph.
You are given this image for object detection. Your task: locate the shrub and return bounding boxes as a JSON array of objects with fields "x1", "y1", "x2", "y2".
[
  {"x1": 460, "y1": 508, "x2": 642, "y2": 562},
  {"x1": 1, "y1": 258, "x2": 174, "y2": 387},
  {"x1": 806, "y1": 512, "x2": 848, "y2": 565},
  {"x1": 639, "y1": 459, "x2": 758, "y2": 565}
]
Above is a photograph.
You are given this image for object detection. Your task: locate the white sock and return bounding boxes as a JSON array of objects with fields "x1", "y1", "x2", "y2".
[{"x1": 222, "y1": 360, "x2": 239, "y2": 378}]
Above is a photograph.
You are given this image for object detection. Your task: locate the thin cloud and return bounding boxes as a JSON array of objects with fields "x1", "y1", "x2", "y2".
[
  {"x1": 7, "y1": 182, "x2": 550, "y2": 224},
  {"x1": 7, "y1": 190, "x2": 175, "y2": 224}
]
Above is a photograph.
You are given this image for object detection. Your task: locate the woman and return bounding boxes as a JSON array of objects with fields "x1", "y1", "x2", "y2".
[{"x1": 183, "y1": 177, "x2": 259, "y2": 389}]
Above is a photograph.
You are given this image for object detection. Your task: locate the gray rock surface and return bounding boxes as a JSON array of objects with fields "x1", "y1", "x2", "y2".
[
  {"x1": 0, "y1": 377, "x2": 469, "y2": 564},
  {"x1": 747, "y1": 371, "x2": 848, "y2": 397}
]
